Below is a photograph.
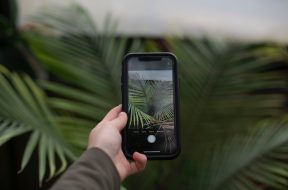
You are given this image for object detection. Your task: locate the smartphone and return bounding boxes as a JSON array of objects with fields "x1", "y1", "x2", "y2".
[{"x1": 121, "y1": 52, "x2": 180, "y2": 159}]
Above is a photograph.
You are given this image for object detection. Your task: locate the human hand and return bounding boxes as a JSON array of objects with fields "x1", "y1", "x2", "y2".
[{"x1": 88, "y1": 105, "x2": 147, "y2": 181}]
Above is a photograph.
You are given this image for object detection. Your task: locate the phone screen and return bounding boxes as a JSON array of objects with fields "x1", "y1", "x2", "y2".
[{"x1": 126, "y1": 55, "x2": 177, "y2": 155}]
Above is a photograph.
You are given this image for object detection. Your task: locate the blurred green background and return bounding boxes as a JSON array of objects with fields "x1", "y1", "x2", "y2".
[{"x1": 1, "y1": 0, "x2": 288, "y2": 190}]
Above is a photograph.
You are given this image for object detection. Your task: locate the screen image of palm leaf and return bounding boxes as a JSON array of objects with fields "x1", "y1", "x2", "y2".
[
  {"x1": 128, "y1": 76, "x2": 157, "y2": 129},
  {"x1": 1, "y1": 3, "x2": 288, "y2": 189},
  {"x1": 154, "y1": 103, "x2": 174, "y2": 122},
  {"x1": 128, "y1": 77, "x2": 174, "y2": 129},
  {"x1": 152, "y1": 80, "x2": 174, "y2": 122}
]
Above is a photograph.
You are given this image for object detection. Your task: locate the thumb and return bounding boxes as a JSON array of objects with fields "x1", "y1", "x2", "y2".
[
  {"x1": 108, "y1": 112, "x2": 127, "y2": 131},
  {"x1": 126, "y1": 152, "x2": 147, "y2": 176}
]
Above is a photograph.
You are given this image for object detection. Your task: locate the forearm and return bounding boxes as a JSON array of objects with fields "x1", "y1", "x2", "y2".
[{"x1": 51, "y1": 148, "x2": 120, "y2": 190}]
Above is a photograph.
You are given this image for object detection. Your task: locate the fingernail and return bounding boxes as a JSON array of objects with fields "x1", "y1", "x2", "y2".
[{"x1": 120, "y1": 112, "x2": 127, "y2": 117}]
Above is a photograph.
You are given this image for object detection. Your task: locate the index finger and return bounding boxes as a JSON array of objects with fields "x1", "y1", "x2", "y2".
[
  {"x1": 101, "y1": 105, "x2": 122, "y2": 123},
  {"x1": 108, "y1": 112, "x2": 128, "y2": 131}
]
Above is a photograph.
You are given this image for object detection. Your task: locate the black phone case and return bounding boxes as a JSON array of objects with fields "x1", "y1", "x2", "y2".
[{"x1": 121, "y1": 52, "x2": 181, "y2": 160}]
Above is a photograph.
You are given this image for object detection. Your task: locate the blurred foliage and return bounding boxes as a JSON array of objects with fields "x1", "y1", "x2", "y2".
[{"x1": 1, "y1": 4, "x2": 288, "y2": 190}]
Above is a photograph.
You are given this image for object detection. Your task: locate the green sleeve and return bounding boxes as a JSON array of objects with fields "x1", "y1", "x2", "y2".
[{"x1": 51, "y1": 148, "x2": 120, "y2": 190}]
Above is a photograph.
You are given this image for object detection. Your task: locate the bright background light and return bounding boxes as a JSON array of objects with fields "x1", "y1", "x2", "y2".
[{"x1": 19, "y1": 0, "x2": 288, "y2": 43}]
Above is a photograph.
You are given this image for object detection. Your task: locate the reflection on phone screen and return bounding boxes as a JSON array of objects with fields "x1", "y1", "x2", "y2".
[{"x1": 127, "y1": 57, "x2": 176, "y2": 154}]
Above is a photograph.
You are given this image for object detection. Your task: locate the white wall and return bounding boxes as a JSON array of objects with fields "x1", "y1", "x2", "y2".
[{"x1": 18, "y1": 0, "x2": 288, "y2": 43}]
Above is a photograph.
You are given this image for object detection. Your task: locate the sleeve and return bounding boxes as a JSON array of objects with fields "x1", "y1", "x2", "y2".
[{"x1": 51, "y1": 148, "x2": 121, "y2": 190}]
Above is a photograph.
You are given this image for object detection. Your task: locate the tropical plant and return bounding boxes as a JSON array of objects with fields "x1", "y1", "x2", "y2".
[
  {"x1": 0, "y1": 3, "x2": 288, "y2": 190},
  {"x1": 128, "y1": 76, "x2": 176, "y2": 152},
  {"x1": 128, "y1": 75, "x2": 174, "y2": 129},
  {"x1": 128, "y1": 76, "x2": 156, "y2": 128},
  {"x1": 0, "y1": 65, "x2": 75, "y2": 185}
]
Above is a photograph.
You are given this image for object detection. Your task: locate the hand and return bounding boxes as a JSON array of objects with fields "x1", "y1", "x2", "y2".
[{"x1": 88, "y1": 105, "x2": 147, "y2": 181}]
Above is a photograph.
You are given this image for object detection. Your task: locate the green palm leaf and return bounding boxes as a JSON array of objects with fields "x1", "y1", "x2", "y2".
[
  {"x1": 128, "y1": 76, "x2": 159, "y2": 128},
  {"x1": 154, "y1": 103, "x2": 174, "y2": 121},
  {"x1": 167, "y1": 39, "x2": 287, "y2": 189},
  {"x1": 0, "y1": 66, "x2": 74, "y2": 185},
  {"x1": 207, "y1": 118, "x2": 288, "y2": 189},
  {"x1": 23, "y1": 5, "x2": 144, "y2": 124},
  {"x1": 128, "y1": 103, "x2": 155, "y2": 129}
]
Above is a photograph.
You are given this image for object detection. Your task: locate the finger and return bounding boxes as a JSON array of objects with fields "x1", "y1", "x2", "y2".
[
  {"x1": 101, "y1": 105, "x2": 122, "y2": 123},
  {"x1": 108, "y1": 112, "x2": 127, "y2": 131},
  {"x1": 128, "y1": 152, "x2": 147, "y2": 175}
]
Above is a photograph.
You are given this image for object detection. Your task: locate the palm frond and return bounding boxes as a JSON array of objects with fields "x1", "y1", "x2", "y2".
[
  {"x1": 166, "y1": 39, "x2": 287, "y2": 189},
  {"x1": 128, "y1": 87, "x2": 146, "y2": 109},
  {"x1": 154, "y1": 103, "x2": 174, "y2": 121},
  {"x1": 0, "y1": 66, "x2": 74, "y2": 185},
  {"x1": 169, "y1": 38, "x2": 286, "y2": 143},
  {"x1": 128, "y1": 75, "x2": 163, "y2": 128},
  {"x1": 203, "y1": 118, "x2": 288, "y2": 190},
  {"x1": 23, "y1": 5, "x2": 145, "y2": 124},
  {"x1": 128, "y1": 104, "x2": 154, "y2": 129}
]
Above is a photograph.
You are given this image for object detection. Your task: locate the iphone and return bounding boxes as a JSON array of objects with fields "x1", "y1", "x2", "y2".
[{"x1": 121, "y1": 53, "x2": 180, "y2": 159}]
